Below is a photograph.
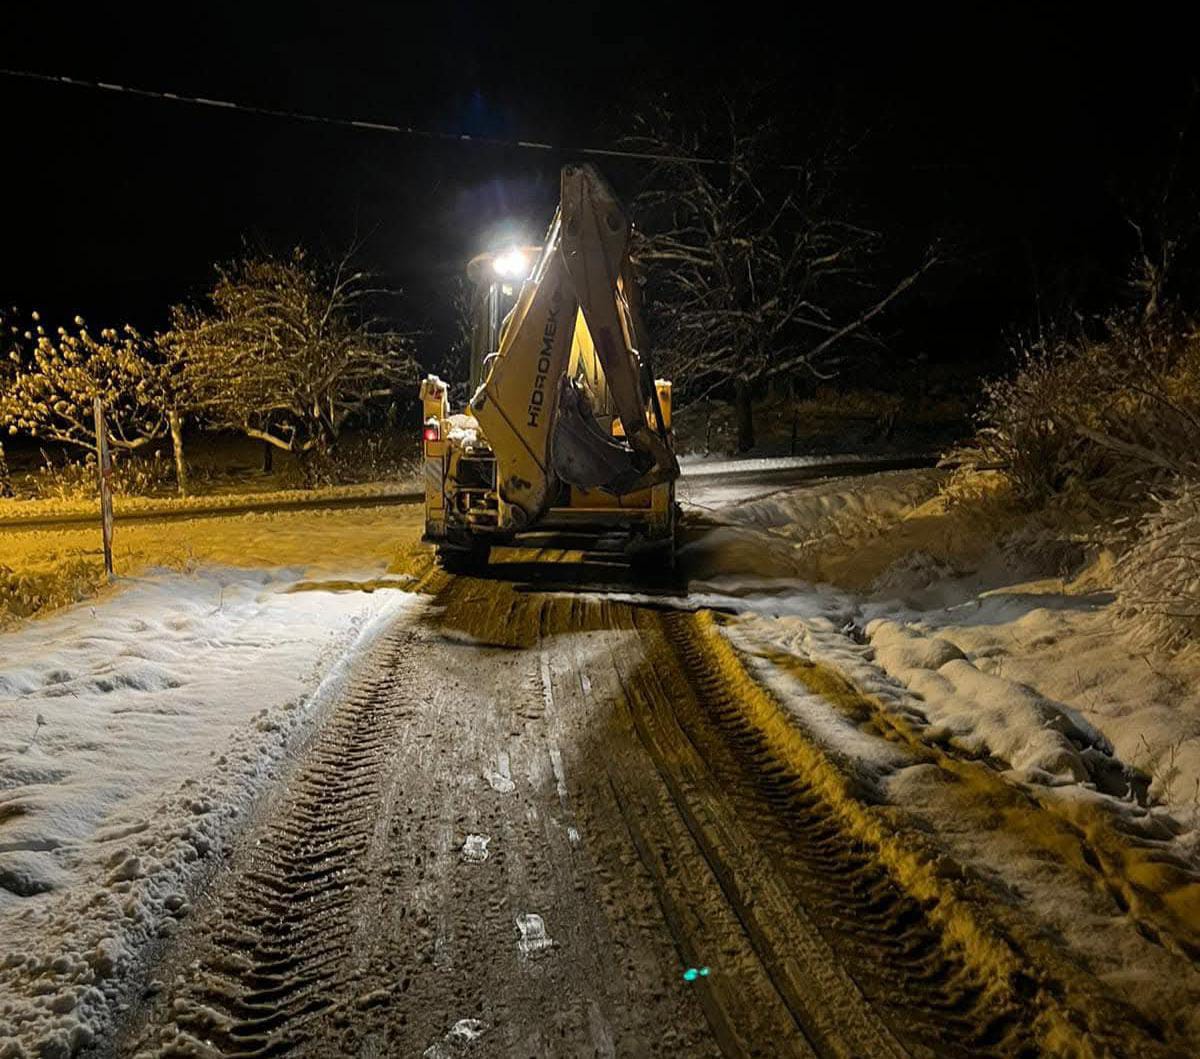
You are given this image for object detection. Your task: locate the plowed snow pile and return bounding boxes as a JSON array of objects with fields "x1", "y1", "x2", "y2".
[
  {"x1": 0, "y1": 544, "x2": 421, "y2": 1055},
  {"x1": 687, "y1": 467, "x2": 1200, "y2": 831},
  {"x1": 682, "y1": 467, "x2": 1200, "y2": 1030}
]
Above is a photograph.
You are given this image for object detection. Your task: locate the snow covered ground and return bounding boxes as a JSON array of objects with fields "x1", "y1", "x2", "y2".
[
  {"x1": 677, "y1": 451, "x2": 932, "y2": 510},
  {"x1": 5, "y1": 463, "x2": 1199, "y2": 1051},
  {"x1": 0, "y1": 499, "x2": 425, "y2": 627},
  {"x1": 677, "y1": 468, "x2": 1200, "y2": 1028},
  {"x1": 0, "y1": 479, "x2": 421, "y2": 527},
  {"x1": 685, "y1": 471, "x2": 1200, "y2": 817},
  {"x1": 0, "y1": 510, "x2": 425, "y2": 1056}
]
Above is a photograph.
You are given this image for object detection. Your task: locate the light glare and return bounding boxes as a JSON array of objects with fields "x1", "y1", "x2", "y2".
[{"x1": 492, "y1": 249, "x2": 528, "y2": 279}]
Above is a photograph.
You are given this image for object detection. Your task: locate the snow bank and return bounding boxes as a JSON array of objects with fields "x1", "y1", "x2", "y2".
[
  {"x1": 714, "y1": 469, "x2": 938, "y2": 538},
  {"x1": 0, "y1": 565, "x2": 419, "y2": 1056},
  {"x1": 868, "y1": 590, "x2": 1200, "y2": 813},
  {"x1": 705, "y1": 575, "x2": 1168, "y2": 810},
  {"x1": 865, "y1": 616, "x2": 1116, "y2": 783},
  {"x1": 693, "y1": 468, "x2": 1200, "y2": 824},
  {"x1": 678, "y1": 469, "x2": 946, "y2": 588},
  {"x1": 678, "y1": 453, "x2": 906, "y2": 474},
  {"x1": 677, "y1": 455, "x2": 935, "y2": 513}
]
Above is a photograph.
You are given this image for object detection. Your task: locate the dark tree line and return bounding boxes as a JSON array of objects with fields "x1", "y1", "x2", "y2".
[{"x1": 627, "y1": 93, "x2": 938, "y2": 451}]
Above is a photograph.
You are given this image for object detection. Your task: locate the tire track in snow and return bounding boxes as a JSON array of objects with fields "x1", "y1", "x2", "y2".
[
  {"x1": 634, "y1": 610, "x2": 1034, "y2": 1057},
  {"x1": 125, "y1": 628, "x2": 421, "y2": 1057}
]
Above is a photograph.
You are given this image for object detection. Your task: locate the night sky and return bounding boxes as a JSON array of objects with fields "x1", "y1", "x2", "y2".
[{"x1": 3, "y1": 5, "x2": 1198, "y2": 374}]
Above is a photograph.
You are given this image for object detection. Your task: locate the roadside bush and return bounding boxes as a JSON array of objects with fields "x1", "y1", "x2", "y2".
[
  {"x1": 1115, "y1": 481, "x2": 1200, "y2": 653},
  {"x1": 0, "y1": 558, "x2": 103, "y2": 625},
  {"x1": 972, "y1": 311, "x2": 1200, "y2": 637},
  {"x1": 22, "y1": 451, "x2": 179, "y2": 501},
  {"x1": 4, "y1": 449, "x2": 207, "y2": 502},
  {"x1": 327, "y1": 434, "x2": 419, "y2": 485},
  {"x1": 974, "y1": 313, "x2": 1200, "y2": 510},
  {"x1": 256, "y1": 434, "x2": 420, "y2": 490}
]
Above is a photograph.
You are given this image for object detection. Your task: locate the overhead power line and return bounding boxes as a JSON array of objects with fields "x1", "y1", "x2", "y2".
[
  {"x1": 0, "y1": 66, "x2": 728, "y2": 167},
  {"x1": 0, "y1": 67, "x2": 967, "y2": 174}
]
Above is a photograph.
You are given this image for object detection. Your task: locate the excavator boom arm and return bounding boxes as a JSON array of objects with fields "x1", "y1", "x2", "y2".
[{"x1": 470, "y1": 164, "x2": 679, "y2": 530}]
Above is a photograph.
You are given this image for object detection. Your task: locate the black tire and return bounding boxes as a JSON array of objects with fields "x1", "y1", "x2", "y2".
[
  {"x1": 629, "y1": 537, "x2": 676, "y2": 576},
  {"x1": 437, "y1": 540, "x2": 492, "y2": 574}
]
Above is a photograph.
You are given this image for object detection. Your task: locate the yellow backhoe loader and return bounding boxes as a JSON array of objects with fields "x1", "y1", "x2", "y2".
[{"x1": 420, "y1": 164, "x2": 680, "y2": 570}]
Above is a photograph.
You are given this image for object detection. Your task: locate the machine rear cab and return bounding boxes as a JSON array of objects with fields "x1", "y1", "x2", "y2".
[{"x1": 420, "y1": 165, "x2": 679, "y2": 570}]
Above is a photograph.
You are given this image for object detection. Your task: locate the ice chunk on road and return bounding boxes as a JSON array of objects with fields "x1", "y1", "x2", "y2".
[
  {"x1": 515, "y1": 912, "x2": 555, "y2": 957},
  {"x1": 423, "y1": 1017, "x2": 488, "y2": 1057},
  {"x1": 461, "y1": 834, "x2": 490, "y2": 863}
]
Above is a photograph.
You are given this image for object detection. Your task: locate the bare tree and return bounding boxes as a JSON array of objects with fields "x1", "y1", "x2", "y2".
[
  {"x1": 1125, "y1": 84, "x2": 1200, "y2": 321},
  {"x1": 164, "y1": 248, "x2": 418, "y2": 477},
  {"x1": 630, "y1": 98, "x2": 936, "y2": 450},
  {"x1": 433, "y1": 272, "x2": 473, "y2": 405}
]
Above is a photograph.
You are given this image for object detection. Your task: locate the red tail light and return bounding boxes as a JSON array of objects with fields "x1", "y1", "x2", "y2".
[{"x1": 423, "y1": 419, "x2": 440, "y2": 443}]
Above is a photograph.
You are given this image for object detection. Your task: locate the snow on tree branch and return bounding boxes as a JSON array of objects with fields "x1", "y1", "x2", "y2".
[
  {"x1": 162, "y1": 248, "x2": 418, "y2": 459},
  {"x1": 1, "y1": 311, "x2": 173, "y2": 455}
]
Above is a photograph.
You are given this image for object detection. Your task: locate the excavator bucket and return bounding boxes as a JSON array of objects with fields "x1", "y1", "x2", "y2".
[
  {"x1": 558, "y1": 166, "x2": 678, "y2": 489},
  {"x1": 550, "y1": 377, "x2": 645, "y2": 493}
]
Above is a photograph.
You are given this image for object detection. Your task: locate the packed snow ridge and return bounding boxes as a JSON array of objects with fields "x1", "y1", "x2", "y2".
[{"x1": 0, "y1": 565, "x2": 420, "y2": 1058}]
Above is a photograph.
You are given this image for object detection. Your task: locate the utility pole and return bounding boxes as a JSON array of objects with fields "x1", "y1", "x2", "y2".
[
  {"x1": 93, "y1": 397, "x2": 114, "y2": 581},
  {"x1": 0, "y1": 441, "x2": 11, "y2": 497}
]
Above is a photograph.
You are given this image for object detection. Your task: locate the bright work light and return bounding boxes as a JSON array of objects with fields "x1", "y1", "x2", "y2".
[{"x1": 492, "y1": 248, "x2": 529, "y2": 279}]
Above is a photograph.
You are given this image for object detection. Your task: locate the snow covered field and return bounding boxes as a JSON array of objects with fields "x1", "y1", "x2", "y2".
[
  {"x1": 0, "y1": 499, "x2": 425, "y2": 627},
  {"x1": 0, "y1": 507, "x2": 424, "y2": 1056}
]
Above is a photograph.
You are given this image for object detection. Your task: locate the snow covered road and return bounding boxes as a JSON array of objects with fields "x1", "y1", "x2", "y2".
[
  {"x1": 0, "y1": 565, "x2": 418, "y2": 1055},
  {"x1": 3, "y1": 464, "x2": 1200, "y2": 1057},
  {"x1": 114, "y1": 571, "x2": 1054, "y2": 1058}
]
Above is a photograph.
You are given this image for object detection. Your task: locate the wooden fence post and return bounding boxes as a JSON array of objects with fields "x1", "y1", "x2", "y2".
[{"x1": 93, "y1": 397, "x2": 114, "y2": 582}]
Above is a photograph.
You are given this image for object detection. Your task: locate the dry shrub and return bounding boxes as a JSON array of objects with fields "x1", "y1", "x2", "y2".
[
  {"x1": 871, "y1": 550, "x2": 967, "y2": 594},
  {"x1": 997, "y1": 509, "x2": 1099, "y2": 579},
  {"x1": 287, "y1": 434, "x2": 420, "y2": 489},
  {"x1": 924, "y1": 469, "x2": 1103, "y2": 579},
  {"x1": 327, "y1": 434, "x2": 419, "y2": 485},
  {"x1": 0, "y1": 558, "x2": 104, "y2": 625},
  {"x1": 974, "y1": 312, "x2": 1200, "y2": 510},
  {"x1": 936, "y1": 465, "x2": 1015, "y2": 511},
  {"x1": 15, "y1": 450, "x2": 183, "y2": 500},
  {"x1": 1115, "y1": 482, "x2": 1200, "y2": 653},
  {"x1": 9, "y1": 435, "x2": 419, "y2": 498}
]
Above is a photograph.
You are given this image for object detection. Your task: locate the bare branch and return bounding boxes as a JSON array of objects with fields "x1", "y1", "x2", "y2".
[
  {"x1": 161, "y1": 247, "x2": 419, "y2": 460},
  {"x1": 767, "y1": 251, "x2": 940, "y2": 379}
]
